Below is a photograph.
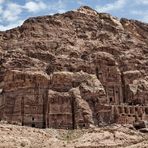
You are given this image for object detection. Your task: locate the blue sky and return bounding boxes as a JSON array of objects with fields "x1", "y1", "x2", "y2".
[{"x1": 0, "y1": 0, "x2": 148, "y2": 31}]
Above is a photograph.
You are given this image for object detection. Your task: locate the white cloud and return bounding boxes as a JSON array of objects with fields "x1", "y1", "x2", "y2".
[
  {"x1": 0, "y1": 19, "x2": 24, "y2": 31},
  {"x1": 130, "y1": 10, "x2": 143, "y2": 15},
  {"x1": 0, "y1": 0, "x2": 54, "y2": 31},
  {"x1": 0, "y1": 2, "x2": 23, "y2": 30},
  {"x1": 96, "y1": 0, "x2": 127, "y2": 12},
  {"x1": 76, "y1": 0, "x2": 84, "y2": 5},
  {"x1": 58, "y1": 9, "x2": 66, "y2": 13},
  {"x1": 136, "y1": 0, "x2": 148, "y2": 5},
  {"x1": 0, "y1": 0, "x2": 4, "y2": 4},
  {"x1": 0, "y1": 0, "x2": 67, "y2": 31},
  {"x1": 24, "y1": 1, "x2": 47, "y2": 13},
  {"x1": 0, "y1": 6, "x2": 3, "y2": 14},
  {"x1": 130, "y1": 10, "x2": 148, "y2": 23},
  {"x1": 143, "y1": 16, "x2": 148, "y2": 23},
  {"x1": 48, "y1": 0, "x2": 66, "y2": 13},
  {"x1": 2, "y1": 3, "x2": 22, "y2": 22}
]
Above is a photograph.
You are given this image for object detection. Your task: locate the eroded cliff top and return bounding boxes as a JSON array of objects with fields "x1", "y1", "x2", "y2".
[{"x1": 0, "y1": 6, "x2": 148, "y2": 105}]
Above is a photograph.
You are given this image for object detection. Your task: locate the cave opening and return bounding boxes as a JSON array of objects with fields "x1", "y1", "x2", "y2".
[
  {"x1": 71, "y1": 98, "x2": 75, "y2": 130},
  {"x1": 32, "y1": 117, "x2": 35, "y2": 127},
  {"x1": 109, "y1": 97, "x2": 113, "y2": 103}
]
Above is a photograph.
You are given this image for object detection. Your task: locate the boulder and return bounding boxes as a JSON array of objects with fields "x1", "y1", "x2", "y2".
[
  {"x1": 133, "y1": 121, "x2": 148, "y2": 130},
  {"x1": 139, "y1": 128, "x2": 148, "y2": 133}
]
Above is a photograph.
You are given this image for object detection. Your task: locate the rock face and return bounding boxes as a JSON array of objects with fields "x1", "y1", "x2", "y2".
[{"x1": 0, "y1": 6, "x2": 148, "y2": 128}]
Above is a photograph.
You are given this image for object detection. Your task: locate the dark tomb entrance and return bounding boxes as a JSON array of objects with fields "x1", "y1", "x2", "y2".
[
  {"x1": 109, "y1": 97, "x2": 113, "y2": 103},
  {"x1": 32, "y1": 117, "x2": 35, "y2": 127},
  {"x1": 21, "y1": 97, "x2": 24, "y2": 126}
]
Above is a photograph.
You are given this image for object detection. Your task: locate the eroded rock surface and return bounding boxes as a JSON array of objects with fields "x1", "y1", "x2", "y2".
[{"x1": 0, "y1": 6, "x2": 148, "y2": 128}]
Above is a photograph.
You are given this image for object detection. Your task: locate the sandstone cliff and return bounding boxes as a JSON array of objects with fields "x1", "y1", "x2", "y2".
[{"x1": 0, "y1": 6, "x2": 148, "y2": 128}]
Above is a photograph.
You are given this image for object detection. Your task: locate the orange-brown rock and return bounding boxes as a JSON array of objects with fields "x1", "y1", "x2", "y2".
[{"x1": 0, "y1": 6, "x2": 148, "y2": 128}]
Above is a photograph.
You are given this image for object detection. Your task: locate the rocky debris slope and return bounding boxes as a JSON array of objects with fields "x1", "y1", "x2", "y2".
[
  {"x1": 0, "y1": 6, "x2": 148, "y2": 127},
  {"x1": 0, "y1": 123, "x2": 148, "y2": 148}
]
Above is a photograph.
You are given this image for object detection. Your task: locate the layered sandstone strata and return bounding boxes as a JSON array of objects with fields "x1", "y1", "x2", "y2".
[{"x1": 0, "y1": 6, "x2": 148, "y2": 128}]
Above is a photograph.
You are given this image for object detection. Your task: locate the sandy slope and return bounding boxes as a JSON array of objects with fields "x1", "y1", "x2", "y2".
[{"x1": 0, "y1": 123, "x2": 148, "y2": 148}]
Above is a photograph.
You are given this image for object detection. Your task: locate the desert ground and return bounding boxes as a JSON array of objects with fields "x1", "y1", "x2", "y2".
[{"x1": 0, "y1": 123, "x2": 148, "y2": 148}]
